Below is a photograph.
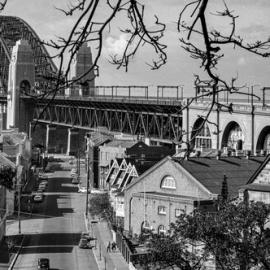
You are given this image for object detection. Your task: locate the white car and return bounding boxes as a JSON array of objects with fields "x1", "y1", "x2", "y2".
[
  {"x1": 38, "y1": 173, "x2": 48, "y2": 180},
  {"x1": 33, "y1": 193, "x2": 44, "y2": 203},
  {"x1": 78, "y1": 186, "x2": 87, "y2": 193},
  {"x1": 70, "y1": 169, "x2": 78, "y2": 177}
]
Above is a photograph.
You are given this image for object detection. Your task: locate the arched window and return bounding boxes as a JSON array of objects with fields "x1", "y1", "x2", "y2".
[
  {"x1": 158, "y1": 225, "x2": 166, "y2": 235},
  {"x1": 161, "y1": 175, "x2": 176, "y2": 189},
  {"x1": 191, "y1": 118, "x2": 212, "y2": 150},
  {"x1": 20, "y1": 80, "x2": 31, "y2": 94}
]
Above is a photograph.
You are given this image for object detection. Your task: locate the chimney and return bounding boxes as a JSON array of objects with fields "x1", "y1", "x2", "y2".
[{"x1": 216, "y1": 150, "x2": 221, "y2": 160}]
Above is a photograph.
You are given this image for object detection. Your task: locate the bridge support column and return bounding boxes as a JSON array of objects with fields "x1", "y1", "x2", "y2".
[
  {"x1": 45, "y1": 125, "x2": 57, "y2": 153},
  {"x1": 7, "y1": 40, "x2": 35, "y2": 131},
  {"x1": 0, "y1": 104, "x2": 7, "y2": 130},
  {"x1": 67, "y1": 128, "x2": 79, "y2": 156}
]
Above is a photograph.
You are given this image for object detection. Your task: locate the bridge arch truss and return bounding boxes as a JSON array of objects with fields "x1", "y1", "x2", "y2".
[{"x1": 0, "y1": 15, "x2": 57, "y2": 93}]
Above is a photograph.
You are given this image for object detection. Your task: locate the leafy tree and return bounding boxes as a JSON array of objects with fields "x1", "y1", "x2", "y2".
[
  {"x1": 0, "y1": 166, "x2": 16, "y2": 190},
  {"x1": 221, "y1": 174, "x2": 228, "y2": 203},
  {"x1": 142, "y1": 201, "x2": 270, "y2": 270},
  {"x1": 88, "y1": 193, "x2": 114, "y2": 223}
]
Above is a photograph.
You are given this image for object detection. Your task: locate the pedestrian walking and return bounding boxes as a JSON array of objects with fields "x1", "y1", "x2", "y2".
[
  {"x1": 107, "y1": 241, "x2": 111, "y2": 252},
  {"x1": 112, "y1": 241, "x2": 116, "y2": 252}
]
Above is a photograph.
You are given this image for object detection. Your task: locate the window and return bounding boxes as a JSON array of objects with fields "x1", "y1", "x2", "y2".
[
  {"x1": 158, "y1": 225, "x2": 166, "y2": 235},
  {"x1": 161, "y1": 176, "x2": 176, "y2": 189},
  {"x1": 158, "y1": 206, "x2": 166, "y2": 215},
  {"x1": 175, "y1": 208, "x2": 181, "y2": 217}
]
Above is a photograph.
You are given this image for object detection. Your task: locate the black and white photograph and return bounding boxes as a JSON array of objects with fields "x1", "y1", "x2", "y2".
[{"x1": 0, "y1": 0, "x2": 270, "y2": 269}]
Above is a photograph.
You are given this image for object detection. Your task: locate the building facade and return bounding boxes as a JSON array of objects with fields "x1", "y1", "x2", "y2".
[
  {"x1": 99, "y1": 140, "x2": 137, "y2": 189},
  {"x1": 124, "y1": 155, "x2": 266, "y2": 236}
]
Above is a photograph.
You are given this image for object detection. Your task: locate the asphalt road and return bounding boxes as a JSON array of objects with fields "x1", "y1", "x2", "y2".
[{"x1": 12, "y1": 159, "x2": 98, "y2": 270}]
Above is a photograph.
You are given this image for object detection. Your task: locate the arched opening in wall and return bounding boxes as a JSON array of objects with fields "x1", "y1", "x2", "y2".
[
  {"x1": 221, "y1": 121, "x2": 243, "y2": 151},
  {"x1": 20, "y1": 80, "x2": 31, "y2": 94},
  {"x1": 256, "y1": 126, "x2": 270, "y2": 154},
  {"x1": 191, "y1": 117, "x2": 212, "y2": 150},
  {"x1": 158, "y1": 225, "x2": 166, "y2": 235},
  {"x1": 141, "y1": 220, "x2": 151, "y2": 234}
]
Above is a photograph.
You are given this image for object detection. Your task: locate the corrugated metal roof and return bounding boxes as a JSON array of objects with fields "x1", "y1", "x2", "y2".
[{"x1": 173, "y1": 156, "x2": 266, "y2": 198}]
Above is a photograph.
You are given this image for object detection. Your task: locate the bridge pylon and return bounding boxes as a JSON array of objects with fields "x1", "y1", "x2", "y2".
[{"x1": 7, "y1": 39, "x2": 35, "y2": 132}]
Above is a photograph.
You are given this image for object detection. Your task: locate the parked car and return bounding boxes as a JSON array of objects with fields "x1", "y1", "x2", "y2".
[
  {"x1": 72, "y1": 177, "x2": 79, "y2": 184},
  {"x1": 38, "y1": 183, "x2": 47, "y2": 192},
  {"x1": 78, "y1": 238, "x2": 91, "y2": 249},
  {"x1": 38, "y1": 172, "x2": 48, "y2": 179},
  {"x1": 69, "y1": 159, "x2": 74, "y2": 165},
  {"x1": 78, "y1": 186, "x2": 86, "y2": 193},
  {"x1": 33, "y1": 193, "x2": 44, "y2": 203},
  {"x1": 38, "y1": 257, "x2": 50, "y2": 269},
  {"x1": 40, "y1": 180, "x2": 48, "y2": 186},
  {"x1": 71, "y1": 168, "x2": 77, "y2": 173},
  {"x1": 78, "y1": 186, "x2": 88, "y2": 193},
  {"x1": 81, "y1": 232, "x2": 96, "y2": 241}
]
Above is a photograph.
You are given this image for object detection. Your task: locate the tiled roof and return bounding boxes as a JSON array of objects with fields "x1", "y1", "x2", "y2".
[
  {"x1": 240, "y1": 183, "x2": 270, "y2": 192},
  {"x1": 105, "y1": 140, "x2": 138, "y2": 148},
  {"x1": 173, "y1": 156, "x2": 266, "y2": 198},
  {"x1": 0, "y1": 152, "x2": 16, "y2": 168},
  {"x1": 89, "y1": 132, "x2": 112, "y2": 146}
]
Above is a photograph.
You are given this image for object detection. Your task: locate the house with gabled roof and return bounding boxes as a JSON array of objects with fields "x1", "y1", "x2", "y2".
[
  {"x1": 100, "y1": 140, "x2": 175, "y2": 189},
  {"x1": 107, "y1": 157, "x2": 159, "y2": 228},
  {"x1": 99, "y1": 139, "x2": 138, "y2": 188},
  {"x1": 124, "y1": 155, "x2": 266, "y2": 235},
  {"x1": 239, "y1": 154, "x2": 270, "y2": 203}
]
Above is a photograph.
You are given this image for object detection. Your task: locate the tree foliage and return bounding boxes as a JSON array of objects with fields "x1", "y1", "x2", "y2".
[
  {"x1": 0, "y1": 166, "x2": 16, "y2": 190},
  {"x1": 88, "y1": 192, "x2": 113, "y2": 222},
  {"x1": 142, "y1": 201, "x2": 270, "y2": 270}
]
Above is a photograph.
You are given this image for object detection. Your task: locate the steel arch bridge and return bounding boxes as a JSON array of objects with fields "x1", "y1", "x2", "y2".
[
  {"x1": 0, "y1": 15, "x2": 183, "y2": 144},
  {"x1": 0, "y1": 15, "x2": 58, "y2": 93}
]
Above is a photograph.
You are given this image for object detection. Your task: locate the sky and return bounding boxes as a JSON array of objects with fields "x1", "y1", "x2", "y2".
[{"x1": 1, "y1": 0, "x2": 270, "y2": 97}]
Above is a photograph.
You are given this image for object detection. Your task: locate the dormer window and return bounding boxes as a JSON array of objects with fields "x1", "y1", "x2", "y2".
[{"x1": 161, "y1": 175, "x2": 176, "y2": 189}]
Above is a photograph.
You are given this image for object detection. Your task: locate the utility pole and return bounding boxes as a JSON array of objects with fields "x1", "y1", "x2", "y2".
[
  {"x1": 18, "y1": 182, "x2": 21, "y2": 234},
  {"x1": 85, "y1": 155, "x2": 91, "y2": 216}
]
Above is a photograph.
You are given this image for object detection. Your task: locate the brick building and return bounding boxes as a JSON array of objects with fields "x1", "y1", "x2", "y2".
[{"x1": 124, "y1": 155, "x2": 266, "y2": 236}]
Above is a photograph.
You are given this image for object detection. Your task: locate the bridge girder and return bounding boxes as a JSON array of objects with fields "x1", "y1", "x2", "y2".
[{"x1": 33, "y1": 103, "x2": 182, "y2": 143}]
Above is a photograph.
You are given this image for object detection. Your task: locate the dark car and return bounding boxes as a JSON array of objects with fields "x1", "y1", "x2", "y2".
[
  {"x1": 78, "y1": 238, "x2": 90, "y2": 249},
  {"x1": 38, "y1": 258, "x2": 50, "y2": 269}
]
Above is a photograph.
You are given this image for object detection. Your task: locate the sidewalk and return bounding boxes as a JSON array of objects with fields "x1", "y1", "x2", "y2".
[{"x1": 85, "y1": 215, "x2": 129, "y2": 270}]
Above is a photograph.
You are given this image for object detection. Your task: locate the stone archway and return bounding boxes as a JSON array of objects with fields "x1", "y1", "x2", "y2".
[
  {"x1": 256, "y1": 126, "x2": 270, "y2": 153},
  {"x1": 20, "y1": 80, "x2": 31, "y2": 94},
  {"x1": 221, "y1": 121, "x2": 244, "y2": 150},
  {"x1": 191, "y1": 117, "x2": 212, "y2": 150}
]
